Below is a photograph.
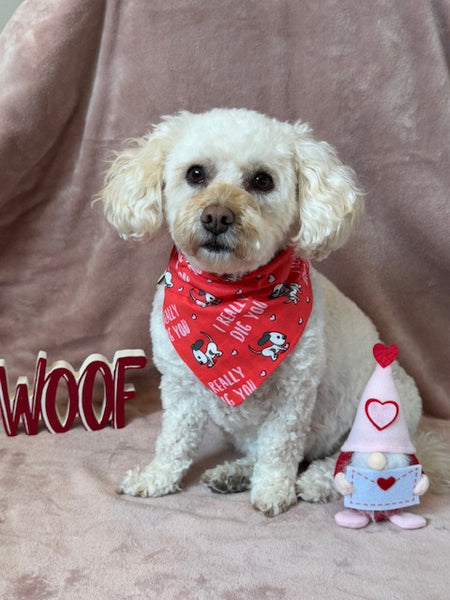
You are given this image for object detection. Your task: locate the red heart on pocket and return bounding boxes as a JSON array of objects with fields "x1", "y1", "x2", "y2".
[{"x1": 377, "y1": 477, "x2": 396, "y2": 491}]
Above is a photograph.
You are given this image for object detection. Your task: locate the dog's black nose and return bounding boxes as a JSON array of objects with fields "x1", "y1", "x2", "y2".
[{"x1": 201, "y1": 206, "x2": 235, "y2": 235}]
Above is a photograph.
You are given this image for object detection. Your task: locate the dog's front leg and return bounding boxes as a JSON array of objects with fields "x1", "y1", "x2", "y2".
[
  {"x1": 119, "y1": 379, "x2": 207, "y2": 498},
  {"x1": 250, "y1": 392, "x2": 316, "y2": 517}
]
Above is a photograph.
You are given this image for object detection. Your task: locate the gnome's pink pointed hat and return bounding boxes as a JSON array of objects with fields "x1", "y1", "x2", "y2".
[{"x1": 341, "y1": 344, "x2": 416, "y2": 454}]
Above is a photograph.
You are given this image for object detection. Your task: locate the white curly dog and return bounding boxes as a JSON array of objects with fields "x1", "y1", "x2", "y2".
[{"x1": 100, "y1": 108, "x2": 439, "y2": 516}]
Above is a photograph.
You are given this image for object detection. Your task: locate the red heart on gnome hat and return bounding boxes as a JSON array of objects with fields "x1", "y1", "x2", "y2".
[
  {"x1": 365, "y1": 399, "x2": 399, "y2": 431},
  {"x1": 373, "y1": 343, "x2": 399, "y2": 368}
]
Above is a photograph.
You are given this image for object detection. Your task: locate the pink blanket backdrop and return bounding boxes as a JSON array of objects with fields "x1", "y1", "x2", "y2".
[{"x1": 0, "y1": 1, "x2": 449, "y2": 599}]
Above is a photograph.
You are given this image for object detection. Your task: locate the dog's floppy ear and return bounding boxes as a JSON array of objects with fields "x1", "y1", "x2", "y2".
[
  {"x1": 258, "y1": 332, "x2": 271, "y2": 346},
  {"x1": 98, "y1": 116, "x2": 180, "y2": 241},
  {"x1": 191, "y1": 339, "x2": 204, "y2": 351},
  {"x1": 291, "y1": 122, "x2": 364, "y2": 261}
]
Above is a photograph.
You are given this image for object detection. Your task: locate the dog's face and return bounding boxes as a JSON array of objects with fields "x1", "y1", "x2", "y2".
[
  {"x1": 162, "y1": 111, "x2": 299, "y2": 273},
  {"x1": 100, "y1": 109, "x2": 362, "y2": 274}
]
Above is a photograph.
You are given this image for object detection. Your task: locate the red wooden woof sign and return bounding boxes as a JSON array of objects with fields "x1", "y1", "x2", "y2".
[{"x1": 0, "y1": 350, "x2": 147, "y2": 436}]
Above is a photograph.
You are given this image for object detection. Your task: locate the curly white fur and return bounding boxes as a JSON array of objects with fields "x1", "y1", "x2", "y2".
[{"x1": 100, "y1": 108, "x2": 432, "y2": 516}]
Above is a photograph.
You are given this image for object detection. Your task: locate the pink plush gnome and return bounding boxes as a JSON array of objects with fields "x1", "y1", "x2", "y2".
[{"x1": 334, "y1": 343, "x2": 429, "y2": 529}]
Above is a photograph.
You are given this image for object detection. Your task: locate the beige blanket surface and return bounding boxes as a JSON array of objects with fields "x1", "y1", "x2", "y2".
[{"x1": 0, "y1": 1, "x2": 449, "y2": 598}]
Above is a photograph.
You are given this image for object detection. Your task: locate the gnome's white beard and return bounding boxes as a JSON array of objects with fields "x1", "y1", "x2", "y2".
[{"x1": 350, "y1": 452, "x2": 411, "y2": 470}]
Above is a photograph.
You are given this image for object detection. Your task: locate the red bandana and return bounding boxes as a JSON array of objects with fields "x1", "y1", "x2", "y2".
[{"x1": 162, "y1": 246, "x2": 313, "y2": 406}]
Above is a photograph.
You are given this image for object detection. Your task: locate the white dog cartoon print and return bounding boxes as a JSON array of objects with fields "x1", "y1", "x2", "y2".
[
  {"x1": 189, "y1": 288, "x2": 222, "y2": 308},
  {"x1": 191, "y1": 332, "x2": 223, "y2": 367},
  {"x1": 162, "y1": 271, "x2": 174, "y2": 288},
  {"x1": 269, "y1": 282, "x2": 302, "y2": 304},
  {"x1": 249, "y1": 331, "x2": 290, "y2": 361}
]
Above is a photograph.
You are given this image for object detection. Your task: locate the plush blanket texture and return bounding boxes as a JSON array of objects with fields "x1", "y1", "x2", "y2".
[{"x1": 0, "y1": 1, "x2": 449, "y2": 599}]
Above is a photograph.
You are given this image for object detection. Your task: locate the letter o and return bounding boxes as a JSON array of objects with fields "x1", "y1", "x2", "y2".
[
  {"x1": 78, "y1": 359, "x2": 114, "y2": 431},
  {"x1": 41, "y1": 367, "x2": 79, "y2": 434}
]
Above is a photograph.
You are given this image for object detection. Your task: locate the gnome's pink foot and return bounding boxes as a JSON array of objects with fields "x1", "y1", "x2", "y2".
[
  {"x1": 388, "y1": 512, "x2": 426, "y2": 530},
  {"x1": 335, "y1": 509, "x2": 370, "y2": 529}
]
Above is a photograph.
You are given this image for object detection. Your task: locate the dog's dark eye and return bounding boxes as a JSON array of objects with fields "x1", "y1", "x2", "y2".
[
  {"x1": 250, "y1": 171, "x2": 274, "y2": 193},
  {"x1": 186, "y1": 165, "x2": 206, "y2": 185}
]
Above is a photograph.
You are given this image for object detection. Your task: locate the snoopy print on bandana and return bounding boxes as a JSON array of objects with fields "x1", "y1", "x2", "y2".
[
  {"x1": 269, "y1": 282, "x2": 302, "y2": 304},
  {"x1": 248, "y1": 331, "x2": 290, "y2": 361},
  {"x1": 189, "y1": 288, "x2": 222, "y2": 308},
  {"x1": 162, "y1": 245, "x2": 313, "y2": 406},
  {"x1": 191, "y1": 332, "x2": 223, "y2": 368}
]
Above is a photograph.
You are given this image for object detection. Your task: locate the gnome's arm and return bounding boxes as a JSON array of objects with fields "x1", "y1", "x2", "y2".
[
  {"x1": 334, "y1": 452, "x2": 355, "y2": 496},
  {"x1": 334, "y1": 452, "x2": 353, "y2": 475},
  {"x1": 409, "y1": 454, "x2": 430, "y2": 495}
]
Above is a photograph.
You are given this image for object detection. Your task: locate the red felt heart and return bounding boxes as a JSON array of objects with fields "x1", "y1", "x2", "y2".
[
  {"x1": 365, "y1": 399, "x2": 399, "y2": 430},
  {"x1": 377, "y1": 477, "x2": 396, "y2": 491},
  {"x1": 373, "y1": 344, "x2": 398, "y2": 368}
]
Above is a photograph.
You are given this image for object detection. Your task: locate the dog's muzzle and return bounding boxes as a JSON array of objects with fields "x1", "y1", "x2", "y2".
[
  {"x1": 187, "y1": 182, "x2": 259, "y2": 257},
  {"x1": 200, "y1": 205, "x2": 235, "y2": 235}
]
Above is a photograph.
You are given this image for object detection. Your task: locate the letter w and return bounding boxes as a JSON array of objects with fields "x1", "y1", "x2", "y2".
[{"x1": 0, "y1": 352, "x2": 47, "y2": 436}]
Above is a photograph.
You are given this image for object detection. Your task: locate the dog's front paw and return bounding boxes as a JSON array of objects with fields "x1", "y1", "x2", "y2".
[
  {"x1": 250, "y1": 480, "x2": 297, "y2": 517},
  {"x1": 119, "y1": 464, "x2": 180, "y2": 498},
  {"x1": 202, "y1": 460, "x2": 252, "y2": 494},
  {"x1": 295, "y1": 458, "x2": 340, "y2": 503}
]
